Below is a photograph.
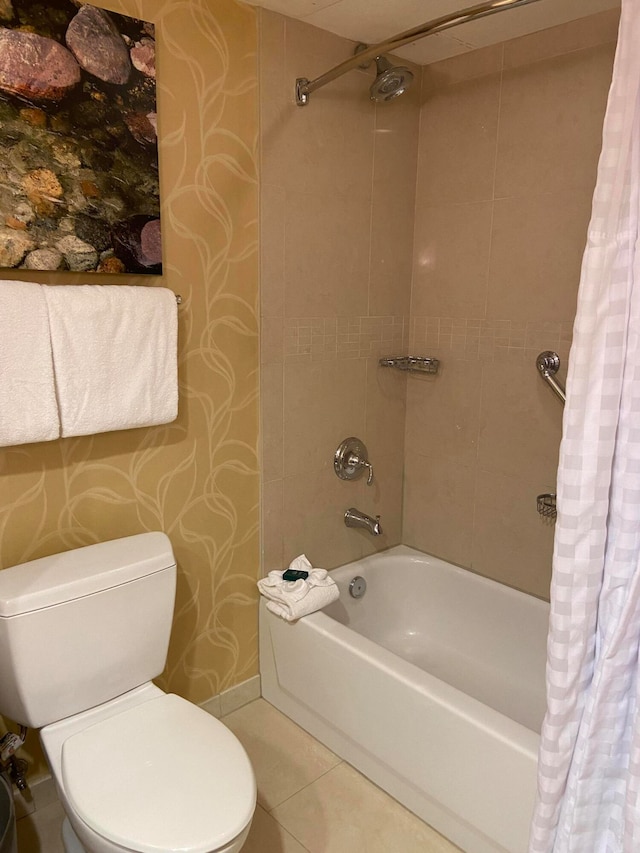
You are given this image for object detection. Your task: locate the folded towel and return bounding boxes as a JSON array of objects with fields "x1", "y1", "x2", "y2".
[
  {"x1": 258, "y1": 554, "x2": 339, "y2": 622},
  {"x1": 44, "y1": 285, "x2": 178, "y2": 438},
  {"x1": 0, "y1": 281, "x2": 60, "y2": 447}
]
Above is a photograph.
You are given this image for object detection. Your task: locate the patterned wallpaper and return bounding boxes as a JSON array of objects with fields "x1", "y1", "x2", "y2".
[{"x1": 0, "y1": 0, "x2": 259, "y2": 772}]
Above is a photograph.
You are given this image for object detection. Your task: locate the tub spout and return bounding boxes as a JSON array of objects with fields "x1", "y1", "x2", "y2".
[{"x1": 344, "y1": 507, "x2": 383, "y2": 536}]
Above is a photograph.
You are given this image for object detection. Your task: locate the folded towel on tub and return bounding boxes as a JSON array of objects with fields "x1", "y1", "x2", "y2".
[
  {"x1": 0, "y1": 280, "x2": 60, "y2": 447},
  {"x1": 257, "y1": 554, "x2": 339, "y2": 622},
  {"x1": 43, "y1": 284, "x2": 178, "y2": 438}
]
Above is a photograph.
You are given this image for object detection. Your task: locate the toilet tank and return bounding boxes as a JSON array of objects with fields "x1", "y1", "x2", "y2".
[{"x1": 0, "y1": 533, "x2": 176, "y2": 728}]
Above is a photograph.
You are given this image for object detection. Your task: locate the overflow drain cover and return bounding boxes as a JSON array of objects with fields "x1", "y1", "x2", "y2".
[{"x1": 349, "y1": 576, "x2": 367, "y2": 599}]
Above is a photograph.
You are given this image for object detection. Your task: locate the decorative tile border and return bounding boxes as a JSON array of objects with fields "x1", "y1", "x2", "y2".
[
  {"x1": 409, "y1": 317, "x2": 574, "y2": 363},
  {"x1": 279, "y1": 316, "x2": 573, "y2": 364},
  {"x1": 284, "y1": 316, "x2": 407, "y2": 361}
]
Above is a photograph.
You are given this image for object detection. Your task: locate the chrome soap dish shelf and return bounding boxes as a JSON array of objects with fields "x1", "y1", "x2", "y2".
[
  {"x1": 379, "y1": 356, "x2": 440, "y2": 375},
  {"x1": 537, "y1": 493, "x2": 557, "y2": 520}
]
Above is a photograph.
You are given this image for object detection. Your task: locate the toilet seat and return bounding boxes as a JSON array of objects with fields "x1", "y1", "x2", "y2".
[{"x1": 61, "y1": 693, "x2": 256, "y2": 853}]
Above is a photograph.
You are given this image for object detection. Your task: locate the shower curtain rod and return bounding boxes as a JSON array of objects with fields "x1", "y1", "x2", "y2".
[{"x1": 296, "y1": 0, "x2": 544, "y2": 105}]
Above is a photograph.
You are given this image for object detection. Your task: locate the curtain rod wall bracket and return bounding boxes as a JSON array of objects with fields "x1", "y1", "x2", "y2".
[
  {"x1": 294, "y1": 0, "x2": 544, "y2": 106},
  {"x1": 296, "y1": 78, "x2": 310, "y2": 107}
]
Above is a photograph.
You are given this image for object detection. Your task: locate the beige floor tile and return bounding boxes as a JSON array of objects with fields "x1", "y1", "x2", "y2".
[
  {"x1": 243, "y1": 805, "x2": 309, "y2": 853},
  {"x1": 222, "y1": 699, "x2": 341, "y2": 810},
  {"x1": 16, "y1": 800, "x2": 65, "y2": 853},
  {"x1": 271, "y1": 763, "x2": 459, "y2": 853}
]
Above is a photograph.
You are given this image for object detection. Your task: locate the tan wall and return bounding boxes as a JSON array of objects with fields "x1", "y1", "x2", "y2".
[
  {"x1": 0, "y1": 0, "x2": 259, "y2": 773},
  {"x1": 404, "y1": 11, "x2": 619, "y2": 598},
  {"x1": 259, "y1": 10, "x2": 419, "y2": 573}
]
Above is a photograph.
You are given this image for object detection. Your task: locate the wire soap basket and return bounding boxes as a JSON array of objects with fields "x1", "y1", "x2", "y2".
[
  {"x1": 537, "y1": 493, "x2": 557, "y2": 520},
  {"x1": 378, "y1": 356, "x2": 440, "y2": 375}
]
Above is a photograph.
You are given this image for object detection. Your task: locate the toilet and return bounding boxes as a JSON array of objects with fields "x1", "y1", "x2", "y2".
[{"x1": 0, "y1": 533, "x2": 256, "y2": 853}]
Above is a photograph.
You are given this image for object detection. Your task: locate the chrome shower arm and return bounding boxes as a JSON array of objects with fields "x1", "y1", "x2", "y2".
[{"x1": 296, "y1": 0, "x2": 544, "y2": 105}]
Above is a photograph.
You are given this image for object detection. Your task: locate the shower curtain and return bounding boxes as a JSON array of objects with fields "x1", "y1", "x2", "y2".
[{"x1": 529, "y1": 1, "x2": 640, "y2": 851}]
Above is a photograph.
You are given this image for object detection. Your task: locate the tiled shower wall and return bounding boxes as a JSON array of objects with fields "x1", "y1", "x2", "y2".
[
  {"x1": 259, "y1": 10, "x2": 419, "y2": 572},
  {"x1": 403, "y1": 10, "x2": 618, "y2": 598},
  {"x1": 259, "y1": 7, "x2": 619, "y2": 598}
]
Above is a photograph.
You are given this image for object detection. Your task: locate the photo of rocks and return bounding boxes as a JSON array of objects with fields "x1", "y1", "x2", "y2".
[{"x1": 0, "y1": 1, "x2": 161, "y2": 274}]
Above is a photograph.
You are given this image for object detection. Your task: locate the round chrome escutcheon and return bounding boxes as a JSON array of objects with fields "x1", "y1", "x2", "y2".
[{"x1": 349, "y1": 575, "x2": 367, "y2": 599}]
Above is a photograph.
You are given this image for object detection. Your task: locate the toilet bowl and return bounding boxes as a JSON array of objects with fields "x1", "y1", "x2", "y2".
[
  {"x1": 40, "y1": 684, "x2": 256, "y2": 853},
  {"x1": 0, "y1": 534, "x2": 257, "y2": 853}
]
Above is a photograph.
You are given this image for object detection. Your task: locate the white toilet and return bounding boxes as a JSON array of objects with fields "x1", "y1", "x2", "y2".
[{"x1": 0, "y1": 533, "x2": 256, "y2": 853}]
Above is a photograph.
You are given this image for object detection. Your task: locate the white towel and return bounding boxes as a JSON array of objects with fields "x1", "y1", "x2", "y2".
[
  {"x1": 257, "y1": 554, "x2": 339, "y2": 622},
  {"x1": 44, "y1": 285, "x2": 178, "y2": 438},
  {"x1": 0, "y1": 281, "x2": 60, "y2": 447}
]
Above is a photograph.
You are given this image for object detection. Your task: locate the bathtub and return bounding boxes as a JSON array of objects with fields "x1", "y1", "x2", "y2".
[{"x1": 259, "y1": 545, "x2": 549, "y2": 853}]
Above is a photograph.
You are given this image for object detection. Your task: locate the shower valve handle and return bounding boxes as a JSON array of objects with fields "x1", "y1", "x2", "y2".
[
  {"x1": 335, "y1": 438, "x2": 374, "y2": 486},
  {"x1": 345, "y1": 451, "x2": 374, "y2": 486}
]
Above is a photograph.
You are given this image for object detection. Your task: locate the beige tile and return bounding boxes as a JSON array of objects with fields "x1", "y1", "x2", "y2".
[
  {"x1": 369, "y1": 271, "x2": 412, "y2": 319},
  {"x1": 369, "y1": 182, "x2": 415, "y2": 318},
  {"x1": 364, "y1": 356, "x2": 407, "y2": 463},
  {"x1": 220, "y1": 674, "x2": 261, "y2": 716},
  {"x1": 243, "y1": 805, "x2": 309, "y2": 853},
  {"x1": 259, "y1": 10, "x2": 286, "y2": 106},
  {"x1": 222, "y1": 699, "x2": 341, "y2": 811},
  {"x1": 422, "y1": 44, "x2": 503, "y2": 88},
  {"x1": 262, "y1": 478, "x2": 284, "y2": 574},
  {"x1": 477, "y1": 361, "x2": 562, "y2": 484},
  {"x1": 284, "y1": 190, "x2": 371, "y2": 318},
  {"x1": 282, "y1": 359, "x2": 367, "y2": 478},
  {"x1": 402, "y1": 453, "x2": 475, "y2": 567},
  {"x1": 405, "y1": 360, "x2": 483, "y2": 467},
  {"x1": 417, "y1": 71, "x2": 501, "y2": 205},
  {"x1": 17, "y1": 800, "x2": 65, "y2": 853},
  {"x1": 12, "y1": 785, "x2": 35, "y2": 820},
  {"x1": 262, "y1": 362, "x2": 284, "y2": 481},
  {"x1": 472, "y1": 469, "x2": 555, "y2": 600},
  {"x1": 273, "y1": 98, "x2": 375, "y2": 200},
  {"x1": 262, "y1": 16, "x2": 375, "y2": 201},
  {"x1": 200, "y1": 693, "x2": 222, "y2": 718},
  {"x1": 261, "y1": 98, "x2": 298, "y2": 188},
  {"x1": 262, "y1": 318, "x2": 285, "y2": 365},
  {"x1": 30, "y1": 776, "x2": 59, "y2": 815},
  {"x1": 261, "y1": 185, "x2": 286, "y2": 318},
  {"x1": 486, "y1": 191, "x2": 592, "y2": 322},
  {"x1": 272, "y1": 762, "x2": 458, "y2": 853},
  {"x1": 503, "y1": 9, "x2": 620, "y2": 70},
  {"x1": 496, "y1": 42, "x2": 615, "y2": 198},
  {"x1": 282, "y1": 465, "x2": 365, "y2": 570},
  {"x1": 411, "y1": 200, "x2": 493, "y2": 318}
]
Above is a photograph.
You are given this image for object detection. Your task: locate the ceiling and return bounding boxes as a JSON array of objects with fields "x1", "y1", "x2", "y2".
[{"x1": 251, "y1": 0, "x2": 620, "y2": 65}]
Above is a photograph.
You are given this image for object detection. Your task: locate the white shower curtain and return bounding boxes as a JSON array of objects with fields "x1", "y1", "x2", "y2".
[{"x1": 530, "y1": 2, "x2": 640, "y2": 850}]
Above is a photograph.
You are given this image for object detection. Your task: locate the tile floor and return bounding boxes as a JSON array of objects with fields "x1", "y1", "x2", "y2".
[{"x1": 16, "y1": 698, "x2": 459, "y2": 853}]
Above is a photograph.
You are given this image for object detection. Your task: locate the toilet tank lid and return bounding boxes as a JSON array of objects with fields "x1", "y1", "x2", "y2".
[{"x1": 0, "y1": 533, "x2": 175, "y2": 617}]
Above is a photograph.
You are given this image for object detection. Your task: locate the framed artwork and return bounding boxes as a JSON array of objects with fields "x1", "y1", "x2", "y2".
[{"x1": 0, "y1": 1, "x2": 161, "y2": 274}]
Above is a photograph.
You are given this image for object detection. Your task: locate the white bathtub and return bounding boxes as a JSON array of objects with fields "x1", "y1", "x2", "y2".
[{"x1": 260, "y1": 545, "x2": 549, "y2": 853}]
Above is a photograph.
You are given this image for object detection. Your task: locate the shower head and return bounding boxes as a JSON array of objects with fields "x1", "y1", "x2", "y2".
[{"x1": 370, "y1": 55, "x2": 414, "y2": 102}]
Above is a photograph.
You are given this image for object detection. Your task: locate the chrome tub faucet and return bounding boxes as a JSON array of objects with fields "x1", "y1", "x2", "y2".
[{"x1": 344, "y1": 507, "x2": 383, "y2": 536}]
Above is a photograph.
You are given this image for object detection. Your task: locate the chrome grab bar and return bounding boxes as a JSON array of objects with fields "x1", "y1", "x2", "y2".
[{"x1": 536, "y1": 351, "x2": 566, "y2": 405}]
